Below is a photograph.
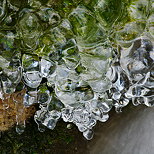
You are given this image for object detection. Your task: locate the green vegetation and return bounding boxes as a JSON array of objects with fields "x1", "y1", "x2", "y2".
[{"x1": 0, "y1": 118, "x2": 86, "y2": 153}]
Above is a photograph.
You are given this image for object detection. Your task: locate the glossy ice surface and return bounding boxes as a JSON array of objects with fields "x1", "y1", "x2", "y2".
[{"x1": 0, "y1": 0, "x2": 153, "y2": 139}]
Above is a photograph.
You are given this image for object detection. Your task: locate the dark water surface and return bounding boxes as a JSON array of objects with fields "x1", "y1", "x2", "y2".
[{"x1": 88, "y1": 104, "x2": 154, "y2": 154}]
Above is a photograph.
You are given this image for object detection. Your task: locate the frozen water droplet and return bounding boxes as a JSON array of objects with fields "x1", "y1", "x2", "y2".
[
  {"x1": 41, "y1": 58, "x2": 56, "y2": 77},
  {"x1": 44, "y1": 118, "x2": 57, "y2": 130},
  {"x1": 83, "y1": 129, "x2": 93, "y2": 140},
  {"x1": 61, "y1": 108, "x2": 73, "y2": 122},
  {"x1": 22, "y1": 54, "x2": 42, "y2": 88},
  {"x1": 99, "y1": 113, "x2": 109, "y2": 122},
  {"x1": 16, "y1": 122, "x2": 25, "y2": 135},
  {"x1": 1, "y1": 74, "x2": 15, "y2": 94},
  {"x1": 144, "y1": 96, "x2": 154, "y2": 107},
  {"x1": 132, "y1": 97, "x2": 141, "y2": 106},
  {"x1": 23, "y1": 89, "x2": 38, "y2": 106},
  {"x1": 115, "y1": 106, "x2": 122, "y2": 113},
  {"x1": 38, "y1": 123, "x2": 46, "y2": 132},
  {"x1": 77, "y1": 124, "x2": 87, "y2": 132},
  {"x1": 38, "y1": 88, "x2": 51, "y2": 105},
  {"x1": 23, "y1": 71, "x2": 42, "y2": 88},
  {"x1": 34, "y1": 112, "x2": 46, "y2": 132}
]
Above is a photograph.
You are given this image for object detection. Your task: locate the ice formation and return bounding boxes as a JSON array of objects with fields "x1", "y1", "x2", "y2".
[{"x1": 0, "y1": 0, "x2": 153, "y2": 140}]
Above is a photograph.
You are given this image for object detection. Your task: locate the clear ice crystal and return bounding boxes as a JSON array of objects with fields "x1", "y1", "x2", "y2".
[
  {"x1": 22, "y1": 54, "x2": 42, "y2": 88},
  {"x1": 0, "y1": 0, "x2": 154, "y2": 140},
  {"x1": 34, "y1": 109, "x2": 61, "y2": 130},
  {"x1": 23, "y1": 71, "x2": 42, "y2": 88},
  {"x1": 61, "y1": 108, "x2": 73, "y2": 122},
  {"x1": 23, "y1": 89, "x2": 38, "y2": 107},
  {"x1": 16, "y1": 122, "x2": 26, "y2": 135},
  {"x1": 38, "y1": 86, "x2": 51, "y2": 106},
  {"x1": 1, "y1": 74, "x2": 16, "y2": 94},
  {"x1": 41, "y1": 58, "x2": 56, "y2": 78},
  {"x1": 83, "y1": 129, "x2": 94, "y2": 140}
]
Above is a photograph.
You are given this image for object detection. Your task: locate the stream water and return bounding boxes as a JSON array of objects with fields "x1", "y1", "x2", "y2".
[{"x1": 88, "y1": 104, "x2": 154, "y2": 154}]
